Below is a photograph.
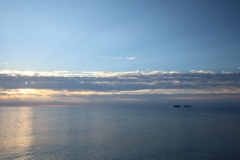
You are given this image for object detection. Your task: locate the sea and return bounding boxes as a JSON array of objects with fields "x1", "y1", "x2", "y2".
[{"x1": 0, "y1": 106, "x2": 240, "y2": 160}]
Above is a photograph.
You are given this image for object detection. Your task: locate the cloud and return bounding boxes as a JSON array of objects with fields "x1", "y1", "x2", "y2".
[
  {"x1": 0, "y1": 70, "x2": 240, "y2": 92},
  {"x1": 126, "y1": 57, "x2": 135, "y2": 60},
  {"x1": 99, "y1": 56, "x2": 110, "y2": 58},
  {"x1": 190, "y1": 70, "x2": 215, "y2": 74},
  {"x1": 1, "y1": 70, "x2": 240, "y2": 105},
  {"x1": 3, "y1": 62, "x2": 10, "y2": 68},
  {"x1": 95, "y1": 56, "x2": 136, "y2": 60},
  {"x1": 0, "y1": 70, "x2": 87, "y2": 77},
  {"x1": 110, "y1": 57, "x2": 122, "y2": 59}
]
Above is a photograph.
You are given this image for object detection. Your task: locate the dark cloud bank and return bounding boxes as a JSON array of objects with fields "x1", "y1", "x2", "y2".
[
  {"x1": 0, "y1": 72, "x2": 240, "y2": 91},
  {"x1": 0, "y1": 72, "x2": 240, "y2": 106}
]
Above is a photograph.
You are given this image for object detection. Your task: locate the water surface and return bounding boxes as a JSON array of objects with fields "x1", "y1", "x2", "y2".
[{"x1": 0, "y1": 106, "x2": 240, "y2": 160}]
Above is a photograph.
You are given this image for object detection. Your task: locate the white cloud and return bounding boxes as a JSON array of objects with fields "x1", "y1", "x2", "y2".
[
  {"x1": 0, "y1": 70, "x2": 87, "y2": 77},
  {"x1": 82, "y1": 70, "x2": 181, "y2": 77},
  {"x1": 222, "y1": 71, "x2": 235, "y2": 74},
  {"x1": 0, "y1": 69, "x2": 222, "y2": 77},
  {"x1": 95, "y1": 56, "x2": 136, "y2": 60},
  {"x1": 190, "y1": 70, "x2": 216, "y2": 74},
  {"x1": 82, "y1": 70, "x2": 140, "y2": 77},
  {"x1": 1, "y1": 69, "x2": 239, "y2": 80},
  {"x1": 111, "y1": 57, "x2": 122, "y2": 59},
  {"x1": 126, "y1": 57, "x2": 135, "y2": 60},
  {"x1": 3, "y1": 62, "x2": 10, "y2": 68},
  {"x1": 99, "y1": 56, "x2": 109, "y2": 58}
]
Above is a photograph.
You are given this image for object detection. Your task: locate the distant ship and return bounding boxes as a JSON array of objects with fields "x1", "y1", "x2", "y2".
[
  {"x1": 184, "y1": 105, "x2": 191, "y2": 107},
  {"x1": 174, "y1": 105, "x2": 181, "y2": 107}
]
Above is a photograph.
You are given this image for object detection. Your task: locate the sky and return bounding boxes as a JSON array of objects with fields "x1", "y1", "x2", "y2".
[{"x1": 0, "y1": 0, "x2": 240, "y2": 106}]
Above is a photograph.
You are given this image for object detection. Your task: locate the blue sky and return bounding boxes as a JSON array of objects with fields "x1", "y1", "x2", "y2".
[{"x1": 0, "y1": 0, "x2": 240, "y2": 106}]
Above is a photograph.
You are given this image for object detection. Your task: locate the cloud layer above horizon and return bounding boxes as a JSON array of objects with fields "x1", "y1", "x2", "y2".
[{"x1": 1, "y1": 70, "x2": 240, "y2": 106}]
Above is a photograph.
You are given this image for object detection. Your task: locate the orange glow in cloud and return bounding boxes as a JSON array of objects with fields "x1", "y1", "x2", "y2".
[
  {"x1": 0, "y1": 88, "x2": 240, "y2": 105},
  {"x1": 1, "y1": 88, "x2": 240, "y2": 97}
]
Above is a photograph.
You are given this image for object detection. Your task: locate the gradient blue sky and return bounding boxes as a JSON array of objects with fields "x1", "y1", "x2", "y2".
[{"x1": 1, "y1": 0, "x2": 240, "y2": 106}]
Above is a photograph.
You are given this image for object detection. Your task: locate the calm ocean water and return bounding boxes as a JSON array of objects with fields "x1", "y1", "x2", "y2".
[{"x1": 0, "y1": 106, "x2": 240, "y2": 160}]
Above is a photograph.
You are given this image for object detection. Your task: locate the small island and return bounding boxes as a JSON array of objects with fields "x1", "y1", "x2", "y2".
[{"x1": 174, "y1": 105, "x2": 181, "y2": 107}]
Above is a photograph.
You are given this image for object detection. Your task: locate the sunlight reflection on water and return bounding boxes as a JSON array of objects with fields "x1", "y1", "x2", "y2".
[{"x1": 0, "y1": 107, "x2": 33, "y2": 159}]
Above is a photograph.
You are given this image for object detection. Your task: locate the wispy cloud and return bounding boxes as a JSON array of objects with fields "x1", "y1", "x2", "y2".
[
  {"x1": 190, "y1": 70, "x2": 215, "y2": 74},
  {"x1": 99, "y1": 56, "x2": 110, "y2": 58},
  {"x1": 3, "y1": 63, "x2": 10, "y2": 68},
  {"x1": 125, "y1": 57, "x2": 135, "y2": 60},
  {"x1": 110, "y1": 57, "x2": 122, "y2": 59},
  {"x1": 95, "y1": 56, "x2": 135, "y2": 60},
  {"x1": 0, "y1": 70, "x2": 87, "y2": 77}
]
